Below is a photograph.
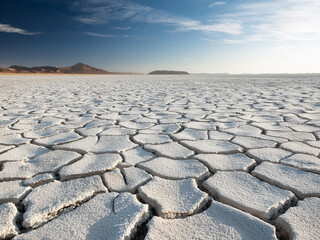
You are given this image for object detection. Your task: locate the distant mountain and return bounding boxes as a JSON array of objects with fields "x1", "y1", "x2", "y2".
[
  {"x1": 58, "y1": 63, "x2": 110, "y2": 74},
  {"x1": 0, "y1": 63, "x2": 110, "y2": 74},
  {"x1": 149, "y1": 70, "x2": 189, "y2": 75}
]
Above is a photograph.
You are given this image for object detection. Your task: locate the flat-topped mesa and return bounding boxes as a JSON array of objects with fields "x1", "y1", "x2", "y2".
[{"x1": 148, "y1": 70, "x2": 189, "y2": 75}]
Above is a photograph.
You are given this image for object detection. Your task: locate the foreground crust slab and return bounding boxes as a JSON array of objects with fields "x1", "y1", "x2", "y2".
[
  {"x1": 15, "y1": 193, "x2": 149, "y2": 240},
  {"x1": 252, "y1": 162, "x2": 320, "y2": 198},
  {"x1": 0, "y1": 203, "x2": 19, "y2": 239},
  {"x1": 139, "y1": 177, "x2": 209, "y2": 218},
  {"x1": 145, "y1": 200, "x2": 277, "y2": 240},
  {"x1": 276, "y1": 197, "x2": 320, "y2": 240},
  {"x1": 22, "y1": 176, "x2": 107, "y2": 228},
  {"x1": 0, "y1": 150, "x2": 81, "y2": 180},
  {"x1": 0, "y1": 181, "x2": 31, "y2": 204},
  {"x1": 203, "y1": 171, "x2": 295, "y2": 220}
]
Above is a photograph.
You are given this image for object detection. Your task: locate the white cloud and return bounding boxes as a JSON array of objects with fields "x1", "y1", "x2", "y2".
[
  {"x1": 221, "y1": 0, "x2": 320, "y2": 43},
  {"x1": 85, "y1": 32, "x2": 128, "y2": 37},
  {"x1": 0, "y1": 23, "x2": 40, "y2": 35},
  {"x1": 209, "y1": 2, "x2": 226, "y2": 8},
  {"x1": 73, "y1": 0, "x2": 241, "y2": 35}
]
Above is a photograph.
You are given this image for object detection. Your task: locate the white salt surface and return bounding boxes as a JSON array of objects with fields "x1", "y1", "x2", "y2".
[
  {"x1": 103, "y1": 167, "x2": 152, "y2": 193},
  {"x1": 1, "y1": 74, "x2": 319, "y2": 239},
  {"x1": 203, "y1": 171, "x2": 295, "y2": 220},
  {"x1": 246, "y1": 148, "x2": 292, "y2": 163},
  {"x1": 0, "y1": 203, "x2": 19, "y2": 239},
  {"x1": 23, "y1": 173, "x2": 55, "y2": 187},
  {"x1": 0, "y1": 150, "x2": 81, "y2": 180},
  {"x1": 0, "y1": 181, "x2": 31, "y2": 204},
  {"x1": 122, "y1": 146, "x2": 157, "y2": 166},
  {"x1": 22, "y1": 176, "x2": 106, "y2": 228},
  {"x1": 180, "y1": 139, "x2": 243, "y2": 154},
  {"x1": 139, "y1": 177, "x2": 208, "y2": 218},
  {"x1": 138, "y1": 157, "x2": 209, "y2": 180},
  {"x1": 54, "y1": 135, "x2": 137, "y2": 153},
  {"x1": 195, "y1": 153, "x2": 256, "y2": 172},
  {"x1": 146, "y1": 200, "x2": 277, "y2": 240},
  {"x1": 59, "y1": 153, "x2": 122, "y2": 180},
  {"x1": 252, "y1": 162, "x2": 320, "y2": 198},
  {"x1": 0, "y1": 144, "x2": 49, "y2": 163},
  {"x1": 144, "y1": 142, "x2": 194, "y2": 159},
  {"x1": 276, "y1": 197, "x2": 320, "y2": 240},
  {"x1": 15, "y1": 193, "x2": 149, "y2": 240}
]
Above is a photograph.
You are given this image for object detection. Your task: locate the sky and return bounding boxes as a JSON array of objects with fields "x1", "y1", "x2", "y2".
[{"x1": 0, "y1": 0, "x2": 320, "y2": 73}]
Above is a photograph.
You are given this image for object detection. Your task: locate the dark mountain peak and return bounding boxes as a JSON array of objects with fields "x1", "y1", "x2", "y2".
[
  {"x1": 59, "y1": 63, "x2": 110, "y2": 74},
  {"x1": 9, "y1": 65, "x2": 29, "y2": 70},
  {"x1": 73, "y1": 63, "x2": 86, "y2": 67}
]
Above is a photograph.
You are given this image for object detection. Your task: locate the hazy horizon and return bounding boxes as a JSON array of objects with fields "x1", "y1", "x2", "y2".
[{"x1": 1, "y1": 0, "x2": 320, "y2": 74}]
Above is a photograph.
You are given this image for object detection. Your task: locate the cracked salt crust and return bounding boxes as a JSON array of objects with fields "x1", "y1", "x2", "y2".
[
  {"x1": 0, "y1": 203, "x2": 19, "y2": 239},
  {"x1": 252, "y1": 162, "x2": 320, "y2": 198},
  {"x1": 0, "y1": 144, "x2": 49, "y2": 163},
  {"x1": 15, "y1": 193, "x2": 149, "y2": 240},
  {"x1": 122, "y1": 146, "x2": 157, "y2": 166},
  {"x1": 144, "y1": 142, "x2": 194, "y2": 159},
  {"x1": 103, "y1": 167, "x2": 152, "y2": 193},
  {"x1": 203, "y1": 171, "x2": 295, "y2": 220},
  {"x1": 146, "y1": 200, "x2": 277, "y2": 240},
  {"x1": 195, "y1": 153, "x2": 256, "y2": 172},
  {"x1": 0, "y1": 181, "x2": 31, "y2": 204},
  {"x1": 138, "y1": 157, "x2": 209, "y2": 180},
  {"x1": 54, "y1": 135, "x2": 137, "y2": 153},
  {"x1": 139, "y1": 177, "x2": 209, "y2": 218},
  {"x1": 171, "y1": 128, "x2": 208, "y2": 141},
  {"x1": 0, "y1": 150, "x2": 81, "y2": 180},
  {"x1": 59, "y1": 153, "x2": 122, "y2": 180},
  {"x1": 246, "y1": 148, "x2": 292, "y2": 163},
  {"x1": 0, "y1": 75, "x2": 319, "y2": 239},
  {"x1": 181, "y1": 139, "x2": 243, "y2": 154},
  {"x1": 133, "y1": 134, "x2": 172, "y2": 145},
  {"x1": 22, "y1": 176, "x2": 107, "y2": 228},
  {"x1": 276, "y1": 197, "x2": 320, "y2": 240}
]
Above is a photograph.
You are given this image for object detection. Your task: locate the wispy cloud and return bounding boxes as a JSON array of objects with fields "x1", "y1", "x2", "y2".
[
  {"x1": 73, "y1": 0, "x2": 241, "y2": 35},
  {"x1": 85, "y1": 32, "x2": 128, "y2": 37},
  {"x1": 222, "y1": 0, "x2": 320, "y2": 43},
  {"x1": 0, "y1": 23, "x2": 40, "y2": 35},
  {"x1": 201, "y1": 38, "x2": 216, "y2": 43},
  {"x1": 268, "y1": 45, "x2": 296, "y2": 50},
  {"x1": 209, "y1": 2, "x2": 226, "y2": 8},
  {"x1": 113, "y1": 26, "x2": 131, "y2": 30}
]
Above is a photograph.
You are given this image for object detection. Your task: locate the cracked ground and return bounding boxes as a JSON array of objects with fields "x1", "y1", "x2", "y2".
[{"x1": 0, "y1": 74, "x2": 319, "y2": 240}]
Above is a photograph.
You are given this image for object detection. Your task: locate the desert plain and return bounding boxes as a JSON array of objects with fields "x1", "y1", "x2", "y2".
[{"x1": 0, "y1": 74, "x2": 319, "y2": 240}]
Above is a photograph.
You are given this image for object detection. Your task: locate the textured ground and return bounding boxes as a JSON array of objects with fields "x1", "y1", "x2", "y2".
[{"x1": 0, "y1": 74, "x2": 319, "y2": 240}]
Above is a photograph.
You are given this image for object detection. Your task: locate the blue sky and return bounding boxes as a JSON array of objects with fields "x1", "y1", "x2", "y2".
[{"x1": 0, "y1": 0, "x2": 319, "y2": 73}]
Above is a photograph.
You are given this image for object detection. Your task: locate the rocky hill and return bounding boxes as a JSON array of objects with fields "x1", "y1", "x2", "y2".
[{"x1": 0, "y1": 63, "x2": 110, "y2": 74}]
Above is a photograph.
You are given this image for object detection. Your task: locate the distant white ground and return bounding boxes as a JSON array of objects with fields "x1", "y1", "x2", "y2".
[{"x1": 0, "y1": 74, "x2": 319, "y2": 240}]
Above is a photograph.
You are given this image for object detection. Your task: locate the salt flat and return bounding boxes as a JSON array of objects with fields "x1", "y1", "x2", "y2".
[{"x1": 0, "y1": 74, "x2": 319, "y2": 240}]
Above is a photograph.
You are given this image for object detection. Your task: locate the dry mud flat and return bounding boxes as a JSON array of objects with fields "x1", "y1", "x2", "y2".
[{"x1": 0, "y1": 74, "x2": 320, "y2": 240}]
